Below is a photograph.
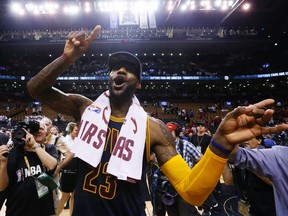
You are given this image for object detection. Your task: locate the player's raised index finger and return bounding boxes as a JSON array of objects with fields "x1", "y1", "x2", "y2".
[
  {"x1": 86, "y1": 25, "x2": 101, "y2": 44},
  {"x1": 252, "y1": 99, "x2": 275, "y2": 109}
]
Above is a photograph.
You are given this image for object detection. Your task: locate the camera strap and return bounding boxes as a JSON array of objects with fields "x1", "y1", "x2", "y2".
[{"x1": 44, "y1": 133, "x2": 52, "y2": 144}]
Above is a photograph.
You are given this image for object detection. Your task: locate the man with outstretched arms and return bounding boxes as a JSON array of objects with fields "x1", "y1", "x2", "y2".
[{"x1": 27, "y1": 25, "x2": 288, "y2": 215}]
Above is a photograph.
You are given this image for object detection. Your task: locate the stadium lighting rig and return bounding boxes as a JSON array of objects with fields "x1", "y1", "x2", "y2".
[{"x1": 9, "y1": 0, "x2": 242, "y2": 16}]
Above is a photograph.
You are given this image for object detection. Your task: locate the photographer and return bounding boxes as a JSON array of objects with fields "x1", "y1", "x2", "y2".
[
  {"x1": 0, "y1": 131, "x2": 9, "y2": 211},
  {"x1": 0, "y1": 121, "x2": 58, "y2": 216}
]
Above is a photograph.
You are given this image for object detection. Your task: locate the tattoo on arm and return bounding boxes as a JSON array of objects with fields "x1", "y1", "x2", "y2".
[
  {"x1": 159, "y1": 122, "x2": 170, "y2": 141},
  {"x1": 155, "y1": 122, "x2": 177, "y2": 165},
  {"x1": 28, "y1": 56, "x2": 70, "y2": 94}
]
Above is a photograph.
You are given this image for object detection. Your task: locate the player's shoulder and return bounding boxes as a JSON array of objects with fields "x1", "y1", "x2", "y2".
[
  {"x1": 148, "y1": 116, "x2": 164, "y2": 126},
  {"x1": 148, "y1": 116, "x2": 168, "y2": 132},
  {"x1": 69, "y1": 94, "x2": 93, "y2": 120},
  {"x1": 148, "y1": 116, "x2": 175, "y2": 147}
]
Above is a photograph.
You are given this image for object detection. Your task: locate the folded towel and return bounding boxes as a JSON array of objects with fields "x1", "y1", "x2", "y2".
[{"x1": 72, "y1": 90, "x2": 147, "y2": 180}]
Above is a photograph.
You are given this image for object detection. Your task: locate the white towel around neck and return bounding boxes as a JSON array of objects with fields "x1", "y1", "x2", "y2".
[{"x1": 72, "y1": 90, "x2": 147, "y2": 181}]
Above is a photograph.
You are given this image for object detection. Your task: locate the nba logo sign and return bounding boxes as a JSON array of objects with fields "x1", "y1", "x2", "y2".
[{"x1": 88, "y1": 104, "x2": 101, "y2": 114}]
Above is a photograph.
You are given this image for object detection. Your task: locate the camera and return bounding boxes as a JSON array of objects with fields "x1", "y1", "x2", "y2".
[{"x1": 12, "y1": 120, "x2": 40, "y2": 146}]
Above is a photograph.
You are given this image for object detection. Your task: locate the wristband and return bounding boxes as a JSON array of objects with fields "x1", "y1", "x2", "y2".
[
  {"x1": 61, "y1": 53, "x2": 74, "y2": 65},
  {"x1": 32, "y1": 143, "x2": 41, "y2": 150},
  {"x1": 210, "y1": 140, "x2": 232, "y2": 155}
]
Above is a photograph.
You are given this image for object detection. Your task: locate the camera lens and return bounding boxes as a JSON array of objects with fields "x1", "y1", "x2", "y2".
[{"x1": 28, "y1": 121, "x2": 40, "y2": 134}]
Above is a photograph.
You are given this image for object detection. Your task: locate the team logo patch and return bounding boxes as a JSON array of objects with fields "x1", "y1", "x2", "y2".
[{"x1": 88, "y1": 104, "x2": 102, "y2": 114}]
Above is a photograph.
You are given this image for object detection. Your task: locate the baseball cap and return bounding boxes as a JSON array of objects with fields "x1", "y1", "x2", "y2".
[
  {"x1": 166, "y1": 122, "x2": 178, "y2": 131},
  {"x1": 196, "y1": 122, "x2": 206, "y2": 127},
  {"x1": 108, "y1": 51, "x2": 142, "y2": 82},
  {"x1": 166, "y1": 122, "x2": 180, "y2": 136}
]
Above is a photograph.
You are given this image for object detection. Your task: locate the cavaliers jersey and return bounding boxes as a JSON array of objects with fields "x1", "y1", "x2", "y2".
[{"x1": 72, "y1": 116, "x2": 149, "y2": 216}]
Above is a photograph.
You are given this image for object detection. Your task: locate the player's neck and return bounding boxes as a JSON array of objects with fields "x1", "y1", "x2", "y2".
[{"x1": 110, "y1": 98, "x2": 132, "y2": 118}]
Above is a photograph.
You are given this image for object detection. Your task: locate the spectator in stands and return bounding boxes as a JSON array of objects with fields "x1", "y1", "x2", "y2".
[
  {"x1": 159, "y1": 122, "x2": 202, "y2": 215},
  {"x1": 26, "y1": 25, "x2": 288, "y2": 215},
  {"x1": 179, "y1": 131, "x2": 189, "y2": 141},
  {"x1": 41, "y1": 117, "x2": 62, "y2": 214},
  {"x1": 189, "y1": 109, "x2": 194, "y2": 118},
  {"x1": 57, "y1": 114, "x2": 63, "y2": 123},
  {"x1": 191, "y1": 122, "x2": 211, "y2": 155},
  {"x1": 187, "y1": 131, "x2": 194, "y2": 143},
  {"x1": 0, "y1": 121, "x2": 57, "y2": 216},
  {"x1": 41, "y1": 116, "x2": 55, "y2": 145},
  {"x1": 50, "y1": 125, "x2": 59, "y2": 136},
  {"x1": 56, "y1": 122, "x2": 78, "y2": 216},
  {"x1": 191, "y1": 122, "x2": 218, "y2": 215},
  {"x1": 48, "y1": 123, "x2": 74, "y2": 216},
  {"x1": 223, "y1": 137, "x2": 276, "y2": 216}
]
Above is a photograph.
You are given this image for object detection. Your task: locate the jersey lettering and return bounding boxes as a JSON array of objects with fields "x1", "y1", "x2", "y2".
[
  {"x1": 112, "y1": 137, "x2": 134, "y2": 161},
  {"x1": 79, "y1": 119, "x2": 89, "y2": 138},
  {"x1": 93, "y1": 129, "x2": 107, "y2": 149},
  {"x1": 82, "y1": 122, "x2": 120, "y2": 199},
  {"x1": 78, "y1": 120, "x2": 107, "y2": 150},
  {"x1": 83, "y1": 162, "x2": 117, "y2": 199},
  {"x1": 82, "y1": 123, "x2": 98, "y2": 143}
]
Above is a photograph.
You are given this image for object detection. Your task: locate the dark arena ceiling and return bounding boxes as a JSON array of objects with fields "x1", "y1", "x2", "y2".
[
  {"x1": 0, "y1": 1, "x2": 287, "y2": 102},
  {"x1": 0, "y1": 0, "x2": 287, "y2": 54}
]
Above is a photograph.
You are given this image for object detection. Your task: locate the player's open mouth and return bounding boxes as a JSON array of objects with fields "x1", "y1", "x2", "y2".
[
  {"x1": 113, "y1": 76, "x2": 125, "y2": 88},
  {"x1": 115, "y1": 77, "x2": 124, "y2": 85}
]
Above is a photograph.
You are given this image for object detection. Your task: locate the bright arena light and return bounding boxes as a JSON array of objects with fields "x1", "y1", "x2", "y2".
[
  {"x1": 97, "y1": 0, "x2": 159, "y2": 12},
  {"x1": 181, "y1": 4, "x2": 188, "y2": 11},
  {"x1": 25, "y1": 2, "x2": 60, "y2": 14},
  {"x1": 10, "y1": 2, "x2": 26, "y2": 15},
  {"x1": 83, "y1": 2, "x2": 92, "y2": 13},
  {"x1": 167, "y1": 0, "x2": 239, "y2": 11},
  {"x1": 242, "y1": 3, "x2": 251, "y2": 11},
  {"x1": 9, "y1": 0, "x2": 240, "y2": 16},
  {"x1": 10, "y1": 1, "x2": 80, "y2": 15},
  {"x1": 63, "y1": 5, "x2": 80, "y2": 14},
  {"x1": 10, "y1": 2, "x2": 21, "y2": 13}
]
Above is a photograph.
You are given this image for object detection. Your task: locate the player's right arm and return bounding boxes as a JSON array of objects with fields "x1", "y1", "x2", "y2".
[
  {"x1": 27, "y1": 56, "x2": 92, "y2": 121},
  {"x1": 27, "y1": 25, "x2": 101, "y2": 121}
]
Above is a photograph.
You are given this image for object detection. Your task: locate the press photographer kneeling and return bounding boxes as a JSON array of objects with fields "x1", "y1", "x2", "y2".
[{"x1": 0, "y1": 121, "x2": 58, "y2": 216}]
